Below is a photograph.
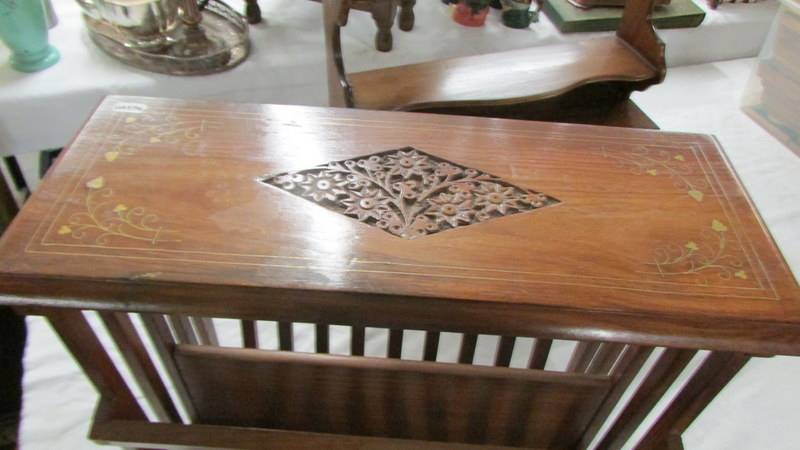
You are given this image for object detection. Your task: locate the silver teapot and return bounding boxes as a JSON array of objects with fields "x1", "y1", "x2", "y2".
[{"x1": 76, "y1": 0, "x2": 181, "y2": 51}]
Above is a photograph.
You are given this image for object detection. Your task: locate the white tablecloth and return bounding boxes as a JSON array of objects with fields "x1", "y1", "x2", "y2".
[
  {"x1": 0, "y1": 0, "x2": 781, "y2": 157},
  {"x1": 16, "y1": 57, "x2": 800, "y2": 450}
]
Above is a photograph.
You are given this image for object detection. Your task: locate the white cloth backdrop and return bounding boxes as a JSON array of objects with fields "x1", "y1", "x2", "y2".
[
  {"x1": 0, "y1": 0, "x2": 781, "y2": 157},
  {"x1": 17, "y1": 57, "x2": 800, "y2": 450}
]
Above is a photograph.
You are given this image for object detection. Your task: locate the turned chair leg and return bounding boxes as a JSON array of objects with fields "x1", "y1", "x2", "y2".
[
  {"x1": 397, "y1": 0, "x2": 416, "y2": 31},
  {"x1": 371, "y1": 0, "x2": 397, "y2": 52},
  {"x1": 245, "y1": 0, "x2": 261, "y2": 24}
]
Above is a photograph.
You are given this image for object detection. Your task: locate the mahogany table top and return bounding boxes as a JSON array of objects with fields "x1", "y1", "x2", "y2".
[{"x1": 1, "y1": 96, "x2": 798, "y2": 354}]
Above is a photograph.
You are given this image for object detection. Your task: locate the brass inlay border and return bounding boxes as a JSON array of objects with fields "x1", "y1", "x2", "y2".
[
  {"x1": 23, "y1": 103, "x2": 778, "y2": 301},
  {"x1": 24, "y1": 248, "x2": 778, "y2": 301}
]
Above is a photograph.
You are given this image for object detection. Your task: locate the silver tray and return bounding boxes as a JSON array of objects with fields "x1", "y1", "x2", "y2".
[{"x1": 89, "y1": 0, "x2": 249, "y2": 76}]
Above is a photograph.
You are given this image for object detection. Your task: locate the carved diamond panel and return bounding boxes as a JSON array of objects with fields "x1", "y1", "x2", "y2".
[{"x1": 260, "y1": 147, "x2": 560, "y2": 239}]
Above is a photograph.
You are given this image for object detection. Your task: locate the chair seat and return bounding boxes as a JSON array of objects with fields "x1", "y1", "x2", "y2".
[{"x1": 350, "y1": 36, "x2": 658, "y2": 111}]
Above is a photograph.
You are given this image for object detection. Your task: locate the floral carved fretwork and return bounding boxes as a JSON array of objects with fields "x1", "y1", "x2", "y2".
[{"x1": 260, "y1": 147, "x2": 560, "y2": 239}]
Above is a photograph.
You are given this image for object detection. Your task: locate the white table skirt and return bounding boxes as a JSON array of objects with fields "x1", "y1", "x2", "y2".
[
  {"x1": 0, "y1": 0, "x2": 781, "y2": 157},
  {"x1": 17, "y1": 57, "x2": 800, "y2": 450}
]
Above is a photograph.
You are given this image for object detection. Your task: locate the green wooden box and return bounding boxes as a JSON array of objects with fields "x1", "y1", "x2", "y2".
[{"x1": 543, "y1": 0, "x2": 706, "y2": 33}]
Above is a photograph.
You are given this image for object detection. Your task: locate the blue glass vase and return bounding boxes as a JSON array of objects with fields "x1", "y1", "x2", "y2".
[{"x1": 0, "y1": 0, "x2": 60, "y2": 72}]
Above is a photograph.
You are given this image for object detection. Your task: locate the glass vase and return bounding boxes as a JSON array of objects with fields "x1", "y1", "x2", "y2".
[{"x1": 0, "y1": 0, "x2": 60, "y2": 72}]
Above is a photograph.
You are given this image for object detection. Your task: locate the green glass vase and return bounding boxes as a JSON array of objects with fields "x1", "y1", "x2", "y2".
[{"x1": 0, "y1": 0, "x2": 60, "y2": 72}]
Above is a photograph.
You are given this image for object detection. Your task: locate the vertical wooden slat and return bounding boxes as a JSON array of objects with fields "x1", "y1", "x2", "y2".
[
  {"x1": 495, "y1": 336, "x2": 516, "y2": 367},
  {"x1": 388, "y1": 328, "x2": 403, "y2": 359},
  {"x1": 47, "y1": 310, "x2": 145, "y2": 421},
  {"x1": 191, "y1": 317, "x2": 218, "y2": 346},
  {"x1": 278, "y1": 322, "x2": 293, "y2": 351},
  {"x1": 383, "y1": 360, "x2": 409, "y2": 438},
  {"x1": 167, "y1": 315, "x2": 198, "y2": 345},
  {"x1": 316, "y1": 323, "x2": 330, "y2": 354},
  {"x1": 567, "y1": 341, "x2": 601, "y2": 373},
  {"x1": 459, "y1": 334, "x2": 478, "y2": 364},
  {"x1": 241, "y1": 320, "x2": 258, "y2": 349},
  {"x1": 347, "y1": 366, "x2": 367, "y2": 435},
  {"x1": 140, "y1": 313, "x2": 196, "y2": 421},
  {"x1": 465, "y1": 377, "x2": 493, "y2": 444},
  {"x1": 99, "y1": 311, "x2": 181, "y2": 422},
  {"x1": 351, "y1": 326, "x2": 365, "y2": 356},
  {"x1": 595, "y1": 348, "x2": 697, "y2": 450},
  {"x1": 587, "y1": 343, "x2": 627, "y2": 375},
  {"x1": 528, "y1": 338, "x2": 552, "y2": 370},
  {"x1": 423, "y1": 331, "x2": 440, "y2": 362},
  {"x1": 579, "y1": 345, "x2": 654, "y2": 449},
  {"x1": 635, "y1": 352, "x2": 750, "y2": 450}
]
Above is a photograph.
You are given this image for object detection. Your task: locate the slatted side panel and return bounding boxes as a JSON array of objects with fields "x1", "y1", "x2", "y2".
[{"x1": 173, "y1": 345, "x2": 612, "y2": 449}]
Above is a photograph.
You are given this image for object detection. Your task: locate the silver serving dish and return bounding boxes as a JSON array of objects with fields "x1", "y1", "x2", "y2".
[{"x1": 79, "y1": 0, "x2": 249, "y2": 75}]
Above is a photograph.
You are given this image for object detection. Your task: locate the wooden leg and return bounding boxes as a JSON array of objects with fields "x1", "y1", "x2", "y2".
[
  {"x1": 245, "y1": 0, "x2": 262, "y2": 24},
  {"x1": 99, "y1": 311, "x2": 181, "y2": 422},
  {"x1": 595, "y1": 348, "x2": 697, "y2": 450},
  {"x1": 397, "y1": 0, "x2": 416, "y2": 31},
  {"x1": 371, "y1": 0, "x2": 397, "y2": 52},
  {"x1": 634, "y1": 352, "x2": 750, "y2": 450},
  {"x1": 47, "y1": 309, "x2": 146, "y2": 421},
  {"x1": 580, "y1": 345, "x2": 654, "y2": 448}
]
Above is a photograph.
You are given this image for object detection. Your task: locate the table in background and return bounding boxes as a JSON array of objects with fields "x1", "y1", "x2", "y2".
[{"x1": 0, "y1": 0, "x2": 780, "y2": 164}]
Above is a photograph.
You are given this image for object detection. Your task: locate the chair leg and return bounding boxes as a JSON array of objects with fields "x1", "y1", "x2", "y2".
[
  {"x1": 371, "y1": 0, "x2": 397, "y2": 52},
  {"x1": 397, "y1": 0, "x2": 415, "y2": 31}
]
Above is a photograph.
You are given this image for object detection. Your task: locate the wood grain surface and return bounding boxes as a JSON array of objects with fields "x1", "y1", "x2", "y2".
[{"x1": 0, "y1": 96, "x2": 797, "y2": 354}]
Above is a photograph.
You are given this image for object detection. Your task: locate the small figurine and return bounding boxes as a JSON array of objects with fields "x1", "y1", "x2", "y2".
[{"x1": 452, "y1": 0, "x2": 492, "y2": 26}]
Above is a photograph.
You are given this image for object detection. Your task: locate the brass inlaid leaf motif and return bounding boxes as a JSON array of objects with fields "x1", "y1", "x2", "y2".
[
  {"x1": 641, "y1": 219, "x2": 747, "y2": 284},
  {"x1": 102, "y1": 111, "x2": 221, "y2": 161},
  {"x1": 58, "y1": 177, "x2": 180, "y2": 246},
  {"x1": 260, "y1": 147, "x2": 560, "y2": 239},
  {"x1": 603, "y1": 145, "x2": 709, "y2": 202}
]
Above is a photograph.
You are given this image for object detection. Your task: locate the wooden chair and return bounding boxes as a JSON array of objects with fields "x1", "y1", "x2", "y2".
[{"x1": 324, "y1": 0, "x2": 666, "y2": 128}]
